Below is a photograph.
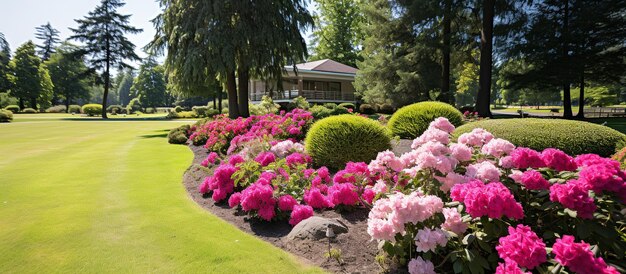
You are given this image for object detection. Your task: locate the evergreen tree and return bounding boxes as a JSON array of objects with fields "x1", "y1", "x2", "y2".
[
  {"x1": 69, "y1": 0, "x2": 142, "y2": 118},
  {"x1": 116, "y1": 69, "x2": 134, "y2": 106},
  {"x1": 0, "y1": 32, "x2": 12, "y2": 93},
  {"x1": 35, "y1": 22, "x2": 61, "y2": 61},
  {"x1": 37, "y1": 64, "x2": 54, "y2": 110},
  {"x1": 309, "y1": 0, "x2": 364, "y2": 68},
  {"x1": 151, "y1": 0, "x2": 313, "y2": 118},
  {"x1": 131, "y1": 57, "x2": 167, "y2": 109},
  {"x1": 10, "y1": 41, "x2": 42, "y2": 110},
  {"x1": 45, "y1": 42, "x2": 92, "y2": 111}
]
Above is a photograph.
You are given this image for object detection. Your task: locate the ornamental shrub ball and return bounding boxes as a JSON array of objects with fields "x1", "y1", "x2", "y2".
[
  {"x1": 22, "y1": 108, "x2": 37, "y2": 113},
  {"x1": 305, "y1": 114, "x2": 391, "y2": 170},
  {"x1": 127, "y1": 98, "x2": 142, "y2": 114},
  {"x1": 338, "y1": 102, "x2": 355, "y2": 110},
  {"x1": 46, "y1": 105, "x2": 67, "y2": 113},
  {"x1": 379, "y1": 103, "x2": 395, "y2": 114},
  {"x1": 106, "y1": 105, "x2": 123, "y2": 114},
  {"x1": 453, "y1": 118, "x2": 626, "y2": 157},
  {"x1": 323, "y1": 103, "x2": 337, "y2": 109},
  {"x1": 192, "y1": 106, "x2": 209, "y2": 117},
  {"x1": 359, "y1": 104, "x2": 376, "y2": 115},
  {"x1": 174, "y1": 105, "x2": 183, "y2": 113},
  {"x1": 68, "y1": 105, "x2": 82, "y2": 114},
  {"x1": 289, "y1": 96, "x2": 310, "y2": 110},
  {"x1": 4, "y1": 105, "x2": 20, "y2": 113},
  {"x1": 168, "y1": 124, "x2": 190, "y2": 144},
  {"x1": 0, "y1": 109, "x2": 13, "y2": 122},
  {"x1": 388, "y1": 101, "x2": 463, "y2": 139},
  {"x1": 82, "y1": 104, "x2": 103, "y2": 116}
]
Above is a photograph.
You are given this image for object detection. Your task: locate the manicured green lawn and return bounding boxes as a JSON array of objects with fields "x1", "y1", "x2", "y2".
[{"x1": 0, "y1": 117, "x2": 323, "y2": 273}]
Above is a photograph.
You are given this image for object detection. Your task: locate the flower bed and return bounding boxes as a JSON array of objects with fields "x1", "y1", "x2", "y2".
[{"x1": 186, "y1": 111, "x2": 626, "y2": 274}]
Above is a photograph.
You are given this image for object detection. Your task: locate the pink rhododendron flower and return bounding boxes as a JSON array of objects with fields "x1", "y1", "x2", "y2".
[
  {"x1": 450, "y1": 143, "x2": 473, "y2": 162},
  {"x1": 333, "y1": 162, "x2": 372, "y2": 184},
  {"x1": 552, "y1": 235, "x2": 619, "y2": 274},
  {"x1": 240, "y1": 182, "x2": 276, "y2": 221},
  {"x1": 304, "y1": 187, "x2": 333, "y2": 209},
  {"x1": 270, "y1": 140, "x2": 306, "y2": 157},
  {"x1": 228, "y1": 192, "x2": 242, "y2": 208},
  {"x1": 451, "y1": 180, "x2": 524, "y2": 219},
  {"x1": 289, "y1": 205, "x2": 314, "y2": 226},
  {"x1": 509, "y1": 147, "x2": 545, "y2": 169},
  {"x1": 414, "y1": 228, "x2": 448, "y2": 252},
  {"x1": 520, "y1": 170, "x2": 550, "y2": 190},
  {"x1": 549, "y1": 180, "x2": 596, "y2": 219},
  {"x1": 541, "y1": 148, "x2": 577, "y2": 171},
  {"x1": 435, "y1": 172, "x2": 468, "y2": 192},
  {"x1": 369, "y1": 150, "x2": 405, "y2": 173},
  {"x1": 254, "y1": 151, "x2": 276, "y2": 167},
  {"x1": 228, "y1": 154, "x2": 245, "y2": 166},
  {"x1": 408, "y1": 257, "x2": 436, "y2": 274},
  {"x1": 465, "y1": 161, "x2": 501, "y2": 182},
  {"x1": 412, "y1": 127, "x2": 450, "y2": 148},
  {"x1": 317, "y1": 166, "x2": 330, "y2": 181},
  {"x1": 401, "y1": 142, "x2": 457, "y2": 174},
  {"x1": 362, "y1": 188, "x2": 376, "y2": 204},
  {"x1": 285, "y1": 152, "x2": 311, "y2": 167},
  {"x1": 481, "y1": 138, "x2": 515, "y2": 158},
  {"x1": 509, "y1": 170, "x2": 524, "y2": 183},
  {"x1": 499, "y1": 155, "x2": 515, "y2": 168},
  {"x1": 278, "y1": 195, "x2": 298, "y2": 211},
  {"x1": 458, "y1": 128, "x2": 494, "y2": 147},
  {"x1": 575, "y1": 154, "x2": 620, "y2": 169},
  {"x1": 328, "y1": 183, "x2": 360, "y2": 206},
  {"x1": 201, "y1": 152, "x2": 220, "y2": 167},
  {"x1": 200, "y1": 164, "x2": 237, "y2": 202},
  {"x1": 578, "y1": 163, "x2": 624, "y2": 194},
  {"x1": 495, "y1": 259, "x2": 530, "y2": 274},
  {"x1": 441, "y1": 207, "x2": 468, "y2": 235},
  {"x1": 496, "y1": 224, "x2": 547, "y2": 269},
  {"x1": 430, "y1": 117, "x2": 456, "y2": 133}
]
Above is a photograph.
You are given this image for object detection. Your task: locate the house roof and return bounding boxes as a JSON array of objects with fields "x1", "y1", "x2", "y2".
[{"x1": 291, "y1": 59, "x2": 358, "y2": 74}]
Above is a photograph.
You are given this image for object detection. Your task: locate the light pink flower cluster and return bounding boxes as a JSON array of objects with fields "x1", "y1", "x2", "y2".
[
  {"x1": 450, "y1": 143, "x2": 473, "y2": 162},
  {"x1": 441, "y1": 207, "x2": 468, "y2": 235},
  {"x1": 481, "y1": 138, "x2": 515, "y2": 158},
  {"x1": 450, "y1": 180, "x2": 524, "y2": 219},
  {"x1": 367, "y1": 192, "x2": 443, "y2": 241},
  {"x1": 368, "y1": 150, "x2": 405, "y2": 173},
  {"x1": 457, "y1": 128, "x2": 494, "y2": 147},
  {"x1": 270, "y1": 140, "x2": 306, "y2": 158},
  {"x1": 408, "y1": 257, "x2": 436, "y2": 274},
  {"x1": 495, "y1": 224, "x2": 547, "y2": 269},
  {"x1": 410, "y1": 117, "x2": 455, "y2": 148},
  {"x1": 435, "y1": 172, "x2": 468, "y2": 192},
  {"x1": 414, "y1": 228, "x2": 448, "y2": 252},
  {"x1": 401, "y1": 141, "x2": 457, "y2": 175},
  {"x1": 465, "y1": 161, "x2": 501, "y2": 182},
  {"x1": 549, "y1": 180, "x2": 597, "y2": 219},
  {"x1": 552, "y1": 235, "x2": 619, "y2": 274}
]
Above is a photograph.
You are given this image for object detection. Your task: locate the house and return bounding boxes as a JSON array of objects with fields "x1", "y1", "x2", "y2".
[{"x1": 249, "y1": 59, "x2": 358, "y2": 104}]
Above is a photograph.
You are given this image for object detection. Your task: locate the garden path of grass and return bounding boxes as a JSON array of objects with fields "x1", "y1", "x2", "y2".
[{"x1": 0, "y1": 117, "x2": 323, "y2": 273}]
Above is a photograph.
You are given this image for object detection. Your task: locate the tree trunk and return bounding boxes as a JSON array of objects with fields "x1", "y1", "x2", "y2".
[
  {"x1": 237, "y1": 67, "x2": 250, "y2": 118},
  {"x1": 441, "y1": 0, "x2": 452, "y2": 104},
  {"x1": 30, "y1": 97, "x2": 37, "y2": 110},
  {"x1": 65, "y1": 97, "x2": 70, "y2": 113},
  {"x1": 476, "y1": 0, "x2": 494, "y2": 117},
  {"x1": 576, "y1": 71, "x2": 585, "y2": 119},
  {"x1": 19, "y1": 98, "x2": 24, "y2": 110},
  {"x1": 218, "y1": 89, "x2": 223, "y2": 114},
  {"x1": 213, "y1": 96, "x2": 217, "y2": 109},
  {"x1": 561, "y1": 0, "x2": 573, "y2": 119},
  {"x1": 102, "y1": 62, "x2": 110, "y2": 119},
  {"x1": 226, "y1": 71, "x2": 239, "y2": 118}
]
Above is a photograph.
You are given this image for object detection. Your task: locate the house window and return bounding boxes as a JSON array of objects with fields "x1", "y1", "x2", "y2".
[{"x1": 328, "y1": 82, "x2": 341, "y2": 92}]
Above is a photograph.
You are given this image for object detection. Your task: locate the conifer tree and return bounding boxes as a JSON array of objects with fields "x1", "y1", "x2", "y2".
[{"x1": 35, "y1": 23, "x2": 61, "y2": 61}]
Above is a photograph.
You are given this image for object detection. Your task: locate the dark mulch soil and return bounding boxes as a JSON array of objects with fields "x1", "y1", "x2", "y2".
[{"x1": 183, "y1": 145, "x2": 385, "y2": 274}]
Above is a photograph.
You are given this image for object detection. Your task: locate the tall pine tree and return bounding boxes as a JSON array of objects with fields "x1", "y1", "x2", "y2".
[
  {"x1": 45, "y1": 42, "x2": 92, "y2": 111},
  {"x1": 69, "y1": 0, "x2": 142, "y2": 118},
  {"x1": 35, "y1": 23, "x2": 61, "y2": 61},
  {"x1": 0, "y1": 32, "x2": 11, "y2": 93},
  {"x1": 131, "y1": 56, "x2": 167, "y2": 109},
  {"x1": 10, "y1": 41, "x2": 42, "y2": 110}
]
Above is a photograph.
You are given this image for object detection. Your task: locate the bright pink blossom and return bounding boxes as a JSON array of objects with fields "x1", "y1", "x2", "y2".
[
  {"x1": 520, "y1": 170, "x2": 550, "y2": 190},
  {"x1": 451, "y1": 180, "x2": 524, "y2": 219},
  {"x1": 495, "y1": 259, "x2": 530, "y2": 274},
  {"x1": 201, "y1": 152, "x2": 220, "y2": 167},
  {"x1": 496, "y1": 224, "x2": 547, "y2": 269},
  {"x1": 289, "y1": 205, "x2": 314, "y2": 226},
  {"x1": 509, "y1": 147, "x2": 545, "y2": 169},
  {"x1": 228, "y1": 192, "x2": 242, "y2": 208},
  {"x1": 254, "y1": 151, "x2": 276, "y2": 167},
  {"x1": 228, "y1": 154, "x2": 245, "y2": 166},
  {"x1": 541, "y1": 148, "x2": 577, "y2": 171},
  {"x1": 435, "y1": 172, "x2": 468, "y2": 192},
  {"x1": 278, "y1": 195, "x2": 298, "y2": 211},
  {"x1": 549, "y1": 180, "x2": 596, "y2": 219},
  {"x1": 552, "y1": 235, "x2": 619, "y2": 274},
  {"x1": 328, "y1": 183, "x2": 360, "y2": 206},
  {"x1": 285, "y1": 152, "x2": 311, "y2": 167},
  {"x1": 304, "y1": 187, "x2": 333, "y2": 209}
]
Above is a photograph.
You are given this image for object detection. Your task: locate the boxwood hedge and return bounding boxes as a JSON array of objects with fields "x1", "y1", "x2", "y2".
[
  {"x1": 388, "y1": 101, "x2": 463, "y2": 139},
  {"x1": 82, "y1": 104, "x2": 103, "y2": 116},
  {"x1": 305, "y1": 114, "x2": 391, "y2": 170},
  {"x1": 0, "y1": 109, "x2": 13, "y2": 122},
  {"x1": 453, "y1": 118, "x2": 626, "y2": 157}
]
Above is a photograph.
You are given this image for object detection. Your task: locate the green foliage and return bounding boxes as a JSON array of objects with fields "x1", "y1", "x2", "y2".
[
  {"x1": 37, "y1": 64, "x2": 54, "y2": 110},
  {"x1": 323, "y1": 103, "x2": 338, "y2": 109},
  {"x1": 305, "y1": 114, "x2": 391, "y2": 170},
  {"x1": 379, "y1": 103, "x2": 394, "y2": 114},
  {"x1": 22, "y1": 108, "x2": 37, "y2": 113},
  {"x1": 116, "y1": 69, "x2": 135, "y2": 106},
  {"x1": 82, "y1": 104, "x2": 103, "y2": 116},
  {"x1": 289, "y1": 96, "x2": 309, "y2": 110},
  {"x1": 0, "y1": 32, "x2": 12, "y2": 94},
  {"x1": 0, "y1": 93, "x2": 18, "y2": 109},
  {"x1": 68, "y1": 105, "x2": 81, "y2": 114},
  {"x1": 45, "y1": 42, "x2": 92, "y2": 108},
  {"x1": 359, "y1": 103, "x2": 375, "y2": 115},
  {"x1": 388, "y1": 101, "x2": 463, "y2": 139},
  {"x1": 571, "y1": 85, "x2": 618, "y2": 107},
  {"x1": 106, "y1": 105, "x2": 123, "y2": 114},
  {"x1": 167, "y1": 110, "x2": 197, "y2": 119},
  {"x1": 174, "y1": 106, "x2": 183, "y2": 113},
  {"x1": 167, "y1": 124, "x2": 190, "y2": 144},
  {"x1": 11, "y1": 41, "x2": 43, "y2": 108},
  {"x1": 0, "y1": 109, "x2": 13, "y2": 122},
  {"x1": 132, "y1": 57, "x2": 167, "y2": 108},
  {"x1": 309, "y1": 0, "x2": 364, "y2": 68},
  {"x1": 338, "y1": 103, "x2": 355, "y2": 110},
  {"x1": 35, "y1": 23, "x2": 61, "y2": 61},
  {"x1": 127, "y1": 98, "x2": 142, "y2": 114},
  {"x1": 4, "y1": 105, "x2": 20, "y2": 113},
  {"x1": 453, "y1": 118, "x2": 626, "y2": 157},
  {"x1": 46, "y1": 105, "x2": 67, "y2": 113},
  {"x1": 249, "y1": 96, "x2": 280, "y2": 115},
  {"x1": 192, "y1": 106, "x2": 209, "y2": 117},
  {"x1": 309, "y1": 105, "x2": 333, "y2": 120}
]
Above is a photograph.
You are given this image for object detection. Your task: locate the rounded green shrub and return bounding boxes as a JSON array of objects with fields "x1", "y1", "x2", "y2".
[
  {"x1": 0, "y1": 109, "x2": 13, "y2": 122},
  {"x1": 331, "y1": 106, "x2": 350, "y2": 116},
  {"x1": 46, "y1": 105, "x2": 67, "y2": 113},
  {"x1": 127, "y1": 98, "x2": 142, "y2": 114},
  {"x1": 106, "y1": 105, "x2": 123, "y2": 114},
  {"x1": 192, "y1": 106, "x2": 209, "y2": 117},
  {"x1": 22, "y1": 108, "x2": 37, "y2": 113},
  {"x1": 289, "y1": 96, "x2": 310, "y2": 110},
  {"x1": 68, "y1": 105, "x2": 82, "y2": 114},
  {"x1": 82, "y1": 104, "x2": 103, "y2": 116},
  {"x1": 305, "y1": 114, "x2": 391, "y2": 170},
  {"x1": 338, "y1": 102, "x2": 356, "y2": 110},
  {"x1": 174, "y1": 105, "x2": 183, "y2": 113},
  {"x1": 359, "y1": 104, "x2": 376, "y2": 115},
  {"x1": 453, "y1": 118, "x2": 626, "y2": 157},
  {"x1": 4, "y1": 105, "x2": 20, "y2": 113},
  {"x1": 168, "y1": 125, "x2": 190, "y2": 144},
  {"x1": 323, "y1": 103, "x2": 338, "y2": 109},
  {"x1": 388, "y1": 101, "x2": 463, "y2": 139}
]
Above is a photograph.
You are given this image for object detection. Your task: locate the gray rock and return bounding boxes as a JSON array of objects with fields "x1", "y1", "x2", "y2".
[{"x1": 286, "y1": 216, "x2": 349, "y2": 240}]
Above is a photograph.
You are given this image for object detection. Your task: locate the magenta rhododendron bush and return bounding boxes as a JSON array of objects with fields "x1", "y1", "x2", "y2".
[{"x1": 191, "y1": 112, "x2": 625, "y2": 273}]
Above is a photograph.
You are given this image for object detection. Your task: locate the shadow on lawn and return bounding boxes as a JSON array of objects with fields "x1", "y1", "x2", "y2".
[{"x1": 139, "y1": 133, "x2": 168, "y2": 138}]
